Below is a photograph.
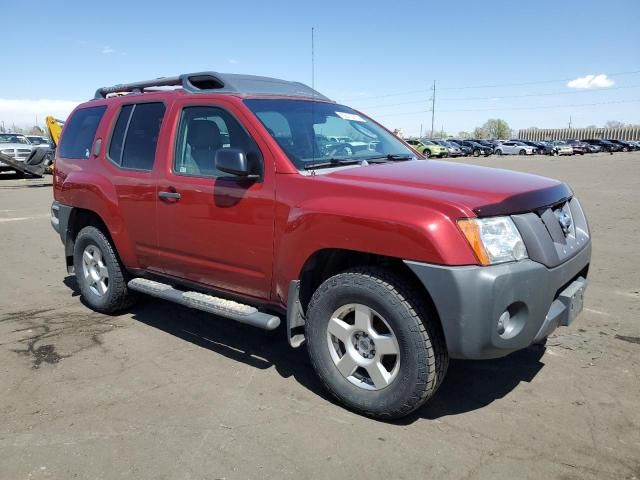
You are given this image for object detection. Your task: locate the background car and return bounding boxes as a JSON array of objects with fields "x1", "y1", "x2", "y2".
[
  {"x1": 26, "y1": 135, "x2": 52, "y2": 148},
  {"x1": 450, "y1": 140, "x2": 492, "y2": 157},
  {"x1": 513, "y1": 140, "x2": 546, "y2": 154},
  {"x1": 494, "y1": 141, "x2": 536, "y2": 156},
  {"x1": 582, "y1": 139, "x2": 621, "y2": 153},
  {"x1": 0, "y1": 133, "x2": 34, "y2": 171},
  {"x1": 550, "y1": 141, "x2": 575, "y2": 156},
  {"x1": 447, "y1": 140, "x2": 473, "y2": 156},
  {"x1": 607, "y1": 139, "x2": 637, "y2": 152},
  {"x1": 432, "y1": 139, "x2": 464, "y2": 157},
  {"x1": 470, "y1": 139, "x2": 497, "y2": 153},
  {"x1": 405, "y1": 139, "x2": 448, "y2": 158},
  {"x1": 563, "y1": 139, "x2": 588, "y2": 155}
]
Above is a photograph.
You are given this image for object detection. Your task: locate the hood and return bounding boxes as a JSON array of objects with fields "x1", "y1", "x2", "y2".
[
  {"x1": 0, "y1": 143, "x2": 32, "y2": 149},
  {"x1": 326, "y1": 160, "x2": 572, "y2": 217}
]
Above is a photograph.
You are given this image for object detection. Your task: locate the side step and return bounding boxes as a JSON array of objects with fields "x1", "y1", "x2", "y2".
[{"x1": 128, "y1": 278, "x2": 280, "y2": 330}]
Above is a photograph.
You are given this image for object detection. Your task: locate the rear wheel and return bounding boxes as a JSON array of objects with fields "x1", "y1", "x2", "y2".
[
  {"x1": 306, "y1": 267, "x2": 448, "y2": 419},
  {"x1": 73, "y1": 226, "x2": 135, "y2": 313},
  {"x1": 424, "y1": 149, "x2": 431, "y2": 158}
]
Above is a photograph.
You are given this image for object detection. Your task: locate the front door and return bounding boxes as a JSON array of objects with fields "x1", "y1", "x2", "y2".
[{"x1": 155, "y1": 101, "x2": 275, "y2": 300}]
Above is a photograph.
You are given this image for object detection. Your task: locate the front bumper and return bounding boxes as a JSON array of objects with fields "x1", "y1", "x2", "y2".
[{"x1": 404, "y1": 241, "x2": 591, "y2": 359}]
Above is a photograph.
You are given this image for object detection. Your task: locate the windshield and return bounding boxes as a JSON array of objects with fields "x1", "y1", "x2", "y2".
[
  {"x1": 243, "y1": 99, "x2": 416, "y2": 169},
  {"x1": 0, "y1": 134, "x2": 29, "y2": 144}
]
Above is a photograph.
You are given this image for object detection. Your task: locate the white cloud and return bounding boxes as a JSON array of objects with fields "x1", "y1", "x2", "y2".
[
  {"x1": 567, "y1": 74, "x2": 615, "y2": 89},
  {"x1": 0, "y1": 98, "x2": 80, "y2": 128},
  {"x1": 101, "y1": 46, "x2": 116, "y2": 54}
]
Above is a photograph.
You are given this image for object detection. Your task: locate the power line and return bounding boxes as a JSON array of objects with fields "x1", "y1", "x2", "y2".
[
  {"x1": 355, "y1": 84, "x2": 640, "y2": 110},
  {"x1": 374, "y1": 98, "x2": 640, "y2": 117},
  {"x1": 339, "y1": 69, "x2": 640, "y2": 101}
]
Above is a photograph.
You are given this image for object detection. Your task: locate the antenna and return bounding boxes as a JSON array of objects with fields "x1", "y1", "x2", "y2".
[{"x1": 311, "y1": 27, "x2": 315, "y2": 95}]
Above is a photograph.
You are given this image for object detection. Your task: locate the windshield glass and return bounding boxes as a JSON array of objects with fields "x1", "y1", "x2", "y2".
[
  {"x1": 243, "y1": 99, "x2": 416, "y2": 169},
  {"x1": 0, "y1": 134, "x2": 29, "y2": 144}
]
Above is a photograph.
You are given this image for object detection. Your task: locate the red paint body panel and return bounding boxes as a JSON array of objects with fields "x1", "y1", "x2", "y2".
[{"x1": 54, "y1": 90, "x2": 569, "y2": 310}]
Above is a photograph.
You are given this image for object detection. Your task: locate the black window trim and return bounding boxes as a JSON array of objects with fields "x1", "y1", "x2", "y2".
[
  {"x1": 58, "y1": 105, "x2": 108, "y2": 160},
  {"x1": 171, "y1": 103, "x2": 264, "y2": 181},
  {"x1": 106, "y1": 100, "x2": 167, "y2": 173}
]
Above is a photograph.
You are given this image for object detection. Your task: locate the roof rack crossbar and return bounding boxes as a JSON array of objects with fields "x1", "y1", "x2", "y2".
[{"x1": 93, "y1": 71, "x2": 330, "y2": 101}]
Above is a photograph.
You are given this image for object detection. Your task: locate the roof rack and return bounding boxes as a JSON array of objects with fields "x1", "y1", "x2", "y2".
[{"x1": 94, "y1": 71, "x2": 331, "y2": 101}]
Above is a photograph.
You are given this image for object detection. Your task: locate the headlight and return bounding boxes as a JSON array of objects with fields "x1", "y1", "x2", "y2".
[{"x1": 457, "y1": 216, "x2": 528, "y2": 265}]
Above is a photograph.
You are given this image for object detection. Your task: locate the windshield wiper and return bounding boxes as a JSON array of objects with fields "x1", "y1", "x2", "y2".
[
  {"x1": 303, "y1": 158, "x2": 362, "y2": 170},
  {"x1": 362, "y1": 154, "x2": 415, "y2": 162}
]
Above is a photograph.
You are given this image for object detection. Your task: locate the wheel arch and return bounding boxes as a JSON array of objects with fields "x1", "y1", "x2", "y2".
[
  {"x1": 64, "y1": 208, "x2": 128, "y2": 273},
  {"x1": 295, "y1": 248, "x2": 444, "y2": 333}
]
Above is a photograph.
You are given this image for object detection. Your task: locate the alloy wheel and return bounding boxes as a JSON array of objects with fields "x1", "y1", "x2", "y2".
[
  {"x1": 326, "y1": 303, "x2": 400, "y2": 390},
  {"x1": 81, "y1": 244, "x2": 109, "y2": 296}
]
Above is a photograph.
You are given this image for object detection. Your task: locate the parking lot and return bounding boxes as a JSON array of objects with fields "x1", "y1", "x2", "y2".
[{"x1": 0, "y1": 152, "x2": 638, "y2": 479}]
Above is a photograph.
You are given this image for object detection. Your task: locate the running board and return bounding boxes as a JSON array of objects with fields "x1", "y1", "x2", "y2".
[{"x1": 127, "y1": 278, "x2": 280, "y2": 330}]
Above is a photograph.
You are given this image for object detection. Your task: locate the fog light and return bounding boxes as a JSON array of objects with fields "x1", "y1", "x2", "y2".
[{"x1": 497, "y1": 311, "x2": 510, "y2": 335}]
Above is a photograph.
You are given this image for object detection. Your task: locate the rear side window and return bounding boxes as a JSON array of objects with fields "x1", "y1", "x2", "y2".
[
  {"x1": 108, "y1": 102, "x2": 165, "y2": 171},
  {"x1": 59, "y1": 106, "x2": 107, "y2": 159}
]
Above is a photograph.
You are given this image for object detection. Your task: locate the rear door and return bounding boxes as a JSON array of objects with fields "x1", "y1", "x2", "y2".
[{"x1": 155, "y1": 98, "x2": 276, "y2": 300}]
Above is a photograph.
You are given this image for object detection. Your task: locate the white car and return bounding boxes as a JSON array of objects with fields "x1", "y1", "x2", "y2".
[
  {"x1": 0, "y1": 133, "x2": 34, "y2": 171},
  {"x1": 551, "y1": 141, "x2": 575, "y2": 156},
  {"x1": 26, "y1": 135, "x2": 53, "y2": 149},
  {"x1": 494, "y1": 141, "x2": 536, "y2": 156}
]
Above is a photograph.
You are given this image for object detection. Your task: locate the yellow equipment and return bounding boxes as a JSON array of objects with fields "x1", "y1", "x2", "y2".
[{"x1": 45, "y1": 116, "x2": 65, "y2": 172}]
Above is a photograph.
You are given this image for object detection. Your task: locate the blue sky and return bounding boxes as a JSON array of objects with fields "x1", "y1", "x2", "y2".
[{"x1": 2, "y1": 0, "x2": 639, "y2": 135}]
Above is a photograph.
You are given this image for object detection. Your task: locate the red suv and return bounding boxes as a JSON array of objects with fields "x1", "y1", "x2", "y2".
[{"x1": 51, "y1": 71, "x2": 591, "y2": 419}]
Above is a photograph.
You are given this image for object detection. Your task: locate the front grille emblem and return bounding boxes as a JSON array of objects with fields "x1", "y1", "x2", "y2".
[{"x1": 554, "y1": 206, "x2": 573, "y2": 236}]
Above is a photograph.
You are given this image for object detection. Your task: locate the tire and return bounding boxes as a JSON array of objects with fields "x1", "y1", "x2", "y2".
[
  {"x1": 305, "y1": 267, "x2": 448, "y2": 419},
  {"x1": 553, "y1": 150, "x2": 559, "y2": 156},
  {"x1": 424, "y1": 150, "x2": 431, "y2": 158},
  {"x1": 519, "y1": 149, "x2": 526, "y2": 155},
  {"x1": 496, "y1": 149, "x2": 503, "y2": 156},
  {"x1": 473, "y1": 149, "x2": 480, "y2": 157},
  {"x1": 73, "y1": 226, "x2": 135, "y2": 314}
]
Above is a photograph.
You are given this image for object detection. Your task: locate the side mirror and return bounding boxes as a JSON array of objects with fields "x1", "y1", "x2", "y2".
[{"x1": 215, "y1": 148, "x2": 257, "y2": 178}]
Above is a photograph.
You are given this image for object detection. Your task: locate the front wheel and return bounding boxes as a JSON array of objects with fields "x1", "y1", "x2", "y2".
[
  {"x1": 305, "y1": 267, "x2": 448, "y2": 419},
  {"x1": 73, "y1": 226, "x2": 136, "y2": 313},
  {"x1": 496, "y1": 149, "x2": 503, "y2": 156},
  {"x1": 519, "y1": 149, "x2": 526, "y2": 155},
  {"x1": 473, "y1": 149, "x2": 480, "y2": 157},
  {"x1": 424, "y1": 149, "x2": 431, "y2": 158}
]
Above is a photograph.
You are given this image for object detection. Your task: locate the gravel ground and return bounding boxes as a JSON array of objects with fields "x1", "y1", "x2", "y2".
[{"x1": 0, "y1": 152, "x2": 639, "y2": 480}]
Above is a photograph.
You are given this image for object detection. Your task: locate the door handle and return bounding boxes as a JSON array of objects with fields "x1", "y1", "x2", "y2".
[{"x1": 158, "y1": 191, "x2": 181, "y2": 201}]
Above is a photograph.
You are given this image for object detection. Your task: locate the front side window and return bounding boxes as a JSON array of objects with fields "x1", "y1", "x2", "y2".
[
  {"x1": 58, "y1": 106, "x2": 106, "y2": 159},
  {"x1": 174, "y1": 106, "x2": 259, "y2": 177},
  {"x1": 108, "y1": 102, "x2": 165, "y2": 171},
  {"x1": 244, "y1": 99, "x2": 416, "y2": 169}
]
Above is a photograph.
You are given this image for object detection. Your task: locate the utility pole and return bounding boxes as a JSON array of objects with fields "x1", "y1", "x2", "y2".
[
  {"x1": 420, "y1": 124, "x2": 423, "y2": 138},
  {"x1": 430, "y1": 80, "x2": 436, "y2": 138},
  {"x1": 568, "y1": 115, "x2": 572, "y2": 129}
]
